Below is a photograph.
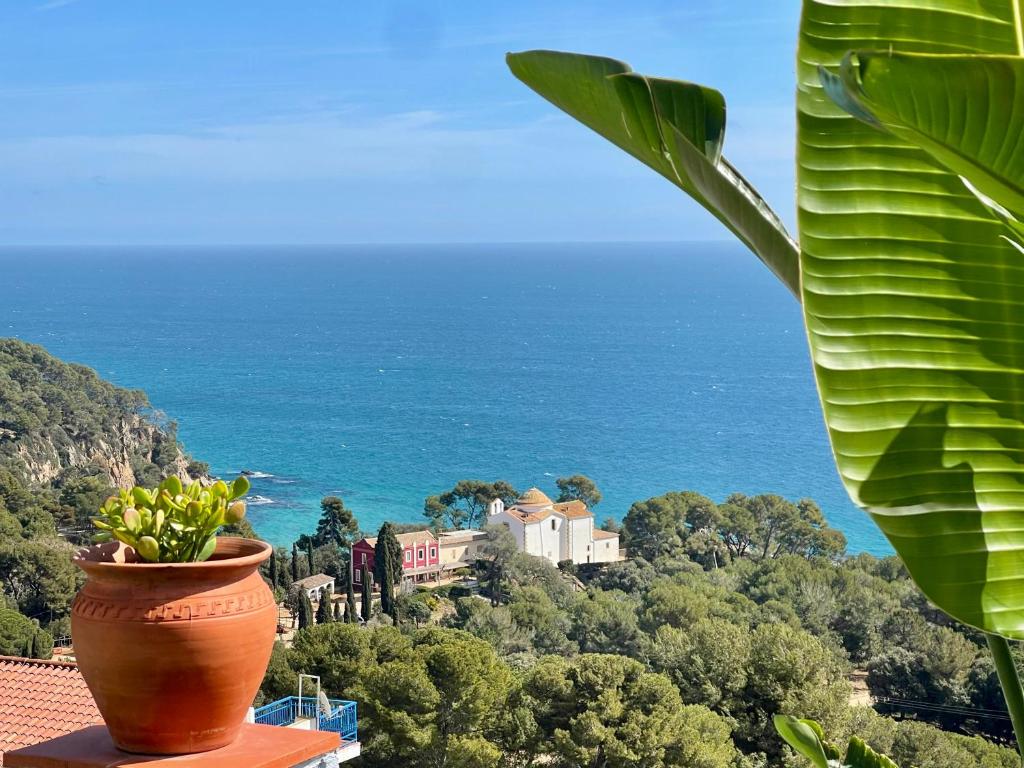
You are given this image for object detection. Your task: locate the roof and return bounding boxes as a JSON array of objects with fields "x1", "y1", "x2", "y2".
[
  {"x1": 510, "y1": 507, "x2": 554, "y2": 524},
  {"x1": 396, "y1": 531, "x2": 437, "y2": 547},
  {"x1": 502, "y1": 490, "x2": 595, "y2": 525},
  {"x1": 553, "y1": 500, "x2": 593, "y2": 520},
  {"x1": 437, "y1": 529, "x2": 488, "y2": 544},
  {"x1": 0, "y1": 656, "x2": 102, "y2": 764},
  {"x1": 593, "y1": 529, "x2": 619, "y2": 540},
  {"x1": 516, "y1": 487, "x2": 553, "y2": 507},
  {"x1": 359, "y1": 530, "x2": 437, "y2": 549},
  {"x1": 293, "y1": 573, "x2": 334, "y2": 590}
]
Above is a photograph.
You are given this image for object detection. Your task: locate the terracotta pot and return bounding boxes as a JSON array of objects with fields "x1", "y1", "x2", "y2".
[{"x1": 71, "y1": 538, "x2": 276, "y2": 754}]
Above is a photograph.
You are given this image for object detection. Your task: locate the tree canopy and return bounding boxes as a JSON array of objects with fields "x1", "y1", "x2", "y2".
[
  {"x1": 423, "y1": 479, "x2": 518, "y2": 529},
  {"x1": 555, "y1": 474, "x2": 602, "y2": 508},
  {"x1": 623, "y1": 491, "x2": 846, "y2": 566},
  {"x1": 313, "y1": 496, "x2": 359, "y2": 549}
]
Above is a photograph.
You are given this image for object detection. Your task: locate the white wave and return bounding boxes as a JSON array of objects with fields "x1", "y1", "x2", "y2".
[
  {"x1": 248, "y1": 495, "x2": 275, "y2": 506},
  {"x1": 242, "y1": 470, "x2": 275, "y2": 479}
]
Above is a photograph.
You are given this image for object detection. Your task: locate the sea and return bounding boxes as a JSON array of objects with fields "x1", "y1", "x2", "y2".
[{"x1": 0, "y1": 243, "x2": 891, "y2": 555}]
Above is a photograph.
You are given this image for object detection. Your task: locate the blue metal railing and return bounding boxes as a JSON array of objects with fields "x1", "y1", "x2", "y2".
[{"x1": 253, "y1": 696, "x2": 358, "y2": 743}]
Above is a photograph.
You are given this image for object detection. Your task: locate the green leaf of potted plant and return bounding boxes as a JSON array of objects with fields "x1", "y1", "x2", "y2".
[{"x1": 71, "y1": 475, "x2": 276, "y2": 754}]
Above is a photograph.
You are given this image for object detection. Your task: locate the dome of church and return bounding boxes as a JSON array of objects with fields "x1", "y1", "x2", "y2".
[{"x1": 516, "y1": 487, "x2": 553, "y2": 507}]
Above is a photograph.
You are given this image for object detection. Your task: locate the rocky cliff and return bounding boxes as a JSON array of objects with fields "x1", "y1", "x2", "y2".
[
  {"x1": 11, "y1": 415, "x2": 193, "y2": 488},
  {"x1": 0, "y1": 338, "x2": 201, "y2": 491}
]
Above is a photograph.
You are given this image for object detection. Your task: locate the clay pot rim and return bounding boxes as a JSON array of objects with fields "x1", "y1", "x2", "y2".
[{"x1": 73, "y1": 537, "x2": 271, "y2": 573}]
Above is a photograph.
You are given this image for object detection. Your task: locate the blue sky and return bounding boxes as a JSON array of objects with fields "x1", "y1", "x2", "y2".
[{"x1": 0, "y1": 1, "x2": 798, "y2": 245}]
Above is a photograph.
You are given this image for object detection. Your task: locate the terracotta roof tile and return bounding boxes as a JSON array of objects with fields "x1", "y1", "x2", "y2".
[
  {"x1": 292, "y1": 573, "x2": 334, "y2": 590},
  {"x1": 395, "y1": 531, "x2": 436, "y2": 547},
  {"x1": 593, "y1": 529, "x2": 619, "y2": 540},
  {"x1": 552, "y1": 500, "x2": 593, "y2": 520},
  {"x1": 0, "y1": 656, "x2": 102, "y2": 766},
  {"x1": 508, "y1": 507, "x2": 554, "y2": 524},
  {"x1": 516, "y1": 488, "x2": 553, "y2": 506},
  {"x1": 360, "y1": 530, "x2": 436, "y2": 548}
]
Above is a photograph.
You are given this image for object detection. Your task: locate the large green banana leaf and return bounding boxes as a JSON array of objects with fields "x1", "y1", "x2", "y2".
[
  {"x1": 506, "y1": 51, "x2": 800, "y2": 298},
  {"x1": 822, "y1": 51, "x2": 1024, "y2": 233},
  {"x1": 775, "y1": 716, "x2": 899, "y2": 768},
  {"x1": 797, "y1": 0, "x2": 1024, "y2": 637},
  {"x1": 507, "y1": 3, "x2": 1024, "y2": 638}
]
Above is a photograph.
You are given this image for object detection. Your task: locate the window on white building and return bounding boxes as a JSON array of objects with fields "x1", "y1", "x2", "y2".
[{"x1": 551, "y1": 519, "x2": 556, "y2": 531}]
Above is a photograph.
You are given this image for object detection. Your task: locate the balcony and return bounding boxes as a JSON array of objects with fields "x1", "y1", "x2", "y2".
[{"x1": 254, "y1": 696, "x2": 358, "y2": 744}]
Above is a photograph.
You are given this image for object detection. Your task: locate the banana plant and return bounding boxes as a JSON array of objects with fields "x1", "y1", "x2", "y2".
[
  {"x1": 775, "y1": 716, "x2": 899, "y2": 768},
  {"x1": 507, "y1": 0, "x2": 1024, "y2": 759}
]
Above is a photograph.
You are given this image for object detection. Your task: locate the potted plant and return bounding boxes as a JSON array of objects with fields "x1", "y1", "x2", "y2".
[{"x1": 71, "y1": 475, "x2": 276, "y2": 754}]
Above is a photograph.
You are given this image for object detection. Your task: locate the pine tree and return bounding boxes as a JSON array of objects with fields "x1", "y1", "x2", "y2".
[
  {"x1": 315, "y1": 589, "x2": 332, "y2": 625},
  {"x1": 314, "y1": 496, "x2": 359, "y2": 548},
  {"x1": 291, "y1": 543, "x2": 299, "y2": 583},
  {"x1": 360, "y1": 566, "x2": 372, "y2": 621},
  {"x1": 297, "y1": 590, "x2": 314, "y2": 630},
  {"x1": 374, "y1": 522, "x2": 403, "y2": 620}
]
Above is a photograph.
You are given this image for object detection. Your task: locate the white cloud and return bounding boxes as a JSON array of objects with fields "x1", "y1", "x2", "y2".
[
  {"x1": 0, "y1": 109, "x2": 641, "y2": 186},
  {"x1": 35, "y1": 0, "x2": 81, "y2": 11}
]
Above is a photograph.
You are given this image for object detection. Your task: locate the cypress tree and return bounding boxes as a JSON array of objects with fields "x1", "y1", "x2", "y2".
[
  {"x1": 373, "y1": 522, "x2": 403, "y2": 620},
  {"x1": 269, "y1": 549, "x2": 279, "y2": 586},
  {"x1": 297, "y1": 590, "x2": 313, "y2": 630},
  {"x1": 334, "y1": 601, "x2": 343, "y2": 622},
  {"x1": 346, "y1": 568, "x2": 358, "y2": 623},
  {"x1": 306, "y1": 539, "x2": 316, "y2": 576},
  {"x1": 315, "y1": 588, "x2": 332, "y2": 624},
  {"x1": 291, "y1": 543, "x2": 299, "y2": 583},
  {"x1": 360, "y1": 566, "x2": 372, "y2": 621},
  {"x1": 31, "y1": 630, "x2": 53, "y2": 660}
]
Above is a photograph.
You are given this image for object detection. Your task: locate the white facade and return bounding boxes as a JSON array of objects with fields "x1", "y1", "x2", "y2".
[{"x1": 488, "y1": 488, "x2": 620, "y2": 565}]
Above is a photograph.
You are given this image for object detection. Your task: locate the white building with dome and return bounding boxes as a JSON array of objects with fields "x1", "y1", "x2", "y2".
[{"x1": 487, "y1": 487, "x2": 620, "y2": 565}]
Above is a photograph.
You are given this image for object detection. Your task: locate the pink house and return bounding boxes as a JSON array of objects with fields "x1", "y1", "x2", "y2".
[{"x1": 351, "y1": 530, "x2": 442, "y2": 589}]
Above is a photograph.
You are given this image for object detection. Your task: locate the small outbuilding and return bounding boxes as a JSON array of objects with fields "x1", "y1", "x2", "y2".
[{"x1": 292, "y1": 573, "x2": 335, "y2": 601}]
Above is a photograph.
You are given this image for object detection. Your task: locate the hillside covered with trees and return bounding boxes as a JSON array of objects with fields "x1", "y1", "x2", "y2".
[
  {"x1": 263, "y1": 488, "x2": 1020, "y2": 768},
  {"x1": 0, "y1": 338, "x2": 206, "y2": 656},
  {"x1": 0, "y1": 339, "x2": 1017, "y2": 766}
]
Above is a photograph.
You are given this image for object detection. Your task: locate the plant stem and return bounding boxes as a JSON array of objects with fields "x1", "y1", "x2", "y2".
[{"x1": 987, "y1": 633, "x2": 1024, "y2": 761}]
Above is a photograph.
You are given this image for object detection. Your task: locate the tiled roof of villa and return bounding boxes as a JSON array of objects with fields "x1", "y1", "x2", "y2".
[
  {"x1": 593, "y1": 529, "x2": 619, "y2": 540},
  {"x1": 361, "y1": 530, "x2": 437, "y2": 548},
  {"x1": 396, "y1": 531, "x2": 437, "y2": 547},
  {"x1": 0, "y1": 656, "x2": 102, "y2": 764}
]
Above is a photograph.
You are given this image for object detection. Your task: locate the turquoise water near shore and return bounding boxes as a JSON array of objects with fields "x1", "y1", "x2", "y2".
[{"x1": 1, "y1": 243, "x2": 890, "y2": 555}]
